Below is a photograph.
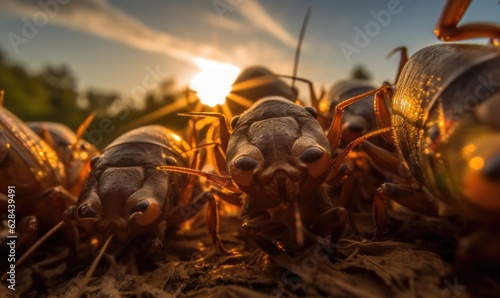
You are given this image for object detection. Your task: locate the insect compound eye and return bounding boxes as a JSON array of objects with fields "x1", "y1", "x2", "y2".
[
  {"x1": 89, "y1": 156, "x2": 100, "y2": 169},
  {"x1": 131, "y1": 200, "x2": 149, "y2": 213},
  {"x1": 228, "y1": 144, "x2": 264, "y2": 187},
  {"x1": 165, "y1": 156, "x2": 177, "y2": 166},
  {"x1": 292, "y1": 135, "x2": 331, "y2": 179},
  {"x1": 299, "y1": 146, "x2": 331, "y2": 178},
  {"x1": 230, "y1": 115, "x2": 240, "y2": 130},
  {"x1": 304, "y1": 107, "x2": 318, "y2": 119},
  {"x1": 299, "y1": 146, "x2": 323, "y2": 163},
  {"x1": 77, "y1": 204, "x2": 97, "y2": 218},
  {"x1": 230, "y1": 155, "x2": 258, "y2": 187},
  {"x1": 234, "y1": 156, "x2": 258, "y2": 171},
  {"x1": 128, "y1": 197, "x2": 162, "y2": 226}
]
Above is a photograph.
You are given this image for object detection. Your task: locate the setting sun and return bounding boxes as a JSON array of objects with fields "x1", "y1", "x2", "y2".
[{"x1": 190, "y1": 57, "x2": 241, "y2": 107}]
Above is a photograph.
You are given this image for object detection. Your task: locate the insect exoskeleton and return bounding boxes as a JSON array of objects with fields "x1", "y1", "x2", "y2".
[
  {"x1": 0, "y1": 93, "x2": 95, "y2": 258},
  {"x1": 65, "y1": 125, "x2": 208, "y2": 253},
  {"x1": 358, "y1": 0, "x2": 500, "y2": 269},
  {"x1": 28, "y1": 121, "x2": 99, "y2": 196},
  {"x1": 227, "y1": 66, "x2": 297, "y2": 114},
  {"x1": 320, "y1": 79, "x2": 391, "y2": 211},
  {"x1": 227, "y1": 96, "x2": 331, "y2": 203},
  {"x1": 394, "y1": 44, "x2": 500, "y2": 220},
  {"x1": 227, "y1": 96, "x2": 338, "y2": 251},
  {"x1": 162, "y1": 89, "x2": 390, "y2": 256}
]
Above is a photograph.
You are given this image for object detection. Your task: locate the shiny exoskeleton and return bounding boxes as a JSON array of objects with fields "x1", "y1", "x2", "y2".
[
  {"x1": 226, "y1": 97, "x2": 345, "y2": 254},
  {"x1": 28, "y1": 121, "x2": 98, "y2": 197},
  {"x1": 0, "y1": 96, "x2": 96, "y2": 256},
  {"x1": 164, "y1": 92, "x2": 388, "y2": 255},
  {"x1": 228, "y1": 66, "x2": 296, "y2": 114},
  {"x1": 362, "y1": 0, "x2": 500, "y2": 269},
  {"x1": 65, "y1": 125, "x2": 210, "y2": 255}
]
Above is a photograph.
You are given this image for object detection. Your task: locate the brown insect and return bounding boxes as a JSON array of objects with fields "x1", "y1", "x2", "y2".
[
  {"x1": 0, "y1": 91, "x2": 97, "y2": 259},
  {"x1": 63, "y1": 124, "x2": 219, "y2": 296},
  {"x1": 162, "y1": 90, "x2": 390, "y2": 256},
  {"x1": 359, "y1": 0, "x2": 500, "y2": 269}
]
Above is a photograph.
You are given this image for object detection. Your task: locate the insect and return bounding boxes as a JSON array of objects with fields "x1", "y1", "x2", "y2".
[
  {"x1": 64, "y1": 125, "x2": 213, "y2": 254},
  {"x1": 325, "y1": 79, "x2": 377, "y2": 146},
  {"x1": 360, "y1": 0, "x2": 500, "y2": 268},
  {"x1": 63, "y1": 124, "x2": 218, "y2": 296},
  {"x1": 228, "y1": 66, "x2": 297, "y2": 114},
  {"x1": 223, "y1": 6, "x2": 314, "y2": 119},
  {"x1": 27, "y1": 119, "x2": 99, "y2": 197},
  {"x1": 320, "y1": 79, "x2": 398, "y2": 211},
  {"x1": 163, "y1": 90, "x2": 389, "y2": 256},
  {"x1": 0, "y1": 91, "x2": 96, "y2": 257}
]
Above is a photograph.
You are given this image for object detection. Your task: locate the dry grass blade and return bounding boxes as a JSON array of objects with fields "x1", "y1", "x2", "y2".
[{"x1": 72, "y1": 234, "x2": 113, "y2": 298}]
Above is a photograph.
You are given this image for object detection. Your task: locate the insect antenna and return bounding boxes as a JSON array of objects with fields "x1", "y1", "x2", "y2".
[
  {"x1": 71, "y1": 234, "x2": 113, "y2": 298},
  {"x1": 73, "y1": 112, "x2": 96, "y2": 151},
  {"x1": 291, "y1": 6, "x2": 312, "y2": 90},
  {"x1": 159, "y1": 165, "x2": 240, "y2": 193}
]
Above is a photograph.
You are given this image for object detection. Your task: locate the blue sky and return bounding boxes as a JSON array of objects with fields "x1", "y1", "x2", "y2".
[{"x1": 0, "y1": 0, "x2": 499, "y2": 104}]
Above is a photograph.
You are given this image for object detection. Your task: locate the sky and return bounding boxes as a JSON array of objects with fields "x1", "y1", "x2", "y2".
[{"x1": 1, "y1": 0, "x2": 499, "y2": 105}]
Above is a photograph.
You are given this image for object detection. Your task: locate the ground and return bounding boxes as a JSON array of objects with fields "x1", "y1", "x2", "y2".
[{"x1": 1, "y1": 200, "x2": 499, "y2": 298}]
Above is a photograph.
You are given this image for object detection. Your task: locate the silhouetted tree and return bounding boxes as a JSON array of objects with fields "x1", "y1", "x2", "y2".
[{"x1": 350, "y1": 65, "x2": 372, "y2": 81}]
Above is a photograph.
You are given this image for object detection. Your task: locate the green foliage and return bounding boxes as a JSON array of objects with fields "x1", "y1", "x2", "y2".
[
  {"x1": 0, "y1": 47, "x2": 190, "y2": 149},
  {"x1": 350, "y1": 65, "x2": 372, "y2": 81}
]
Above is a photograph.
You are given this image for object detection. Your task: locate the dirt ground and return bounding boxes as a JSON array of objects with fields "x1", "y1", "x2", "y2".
[{"x1": 2, "y1": 198, "x2": 500, "y2": 298}]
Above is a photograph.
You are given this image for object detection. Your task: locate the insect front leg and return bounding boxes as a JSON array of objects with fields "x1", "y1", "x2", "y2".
[
  {"x1": 326, "y1": 87, "x2": 386, "y2": 150},
  {"x1": 241, "y1": 210, "x2": 288, "y2": 255},
  {"x1": 31, "y1": 185, "x2": 78, "y2": 234},
  {"x1": 2, "y1": 185, "x2": 78, "y2": 267},
  {"x1": 373, "y1": 183, "x2": 440, "y2": 240},
  {"x1": 168, "y1": 192, "x2": 219, "y2": 243},
  {"x1": 359, "y1": 140, "x2": 441, "y2": 240},
  {"x1": 14, "y1": 217, "x2": 38, "y2": 256},
  {"x1": 309, "y1": 206, "x2": 348, "y2": 258}
]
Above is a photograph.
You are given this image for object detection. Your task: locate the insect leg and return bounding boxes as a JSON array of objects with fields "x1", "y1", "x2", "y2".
[
  {"x1": 373, "y1": 183, "x2": 440, "y2": 240},
  {"x1": 310, "y1": 207, "x2": 348, "y2": 253},
  {"x1": 386, "y1": 46, "x2": 408, "y2": 84},
  {"x1": 373, "y1": 83, "x2": 394, "y2": 144},
  {"x1": 179, "y1": 112, "x2": 231, "y2": 153},
  {"x1": 359, "y1": 140, "x2": 413, "y2": 185},
  {"x1": 241, "y1": 212, "x2": 288, "y2": 255},
  {"x1": 435, "y1": 0, "x2": 500, "y2": 41},
  {"x1": 327, "y1": 88, "x2": 387, "y2": 150},
  {"x1": 15, "y1": 216, "x2": 38, "y2": 256}
]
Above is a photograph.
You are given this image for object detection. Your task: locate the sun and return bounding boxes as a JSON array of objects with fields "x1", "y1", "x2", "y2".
[{"x1": 190, "y1": 57, "x2": 241, "y2": 107}]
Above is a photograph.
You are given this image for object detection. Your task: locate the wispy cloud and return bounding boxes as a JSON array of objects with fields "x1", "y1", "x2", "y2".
[
  {"x1": 1, "y1": 0, "x2": 297, "y2": 79},
  {"x1": 2, "y1": 0, "x2": 221, "y2": 64},
  {"x1": 204, "y1": 14, "x2": 247, "y2": 32},
  {"x1": 237, "y1": 0, "x2": 297, "y2": 48}
]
